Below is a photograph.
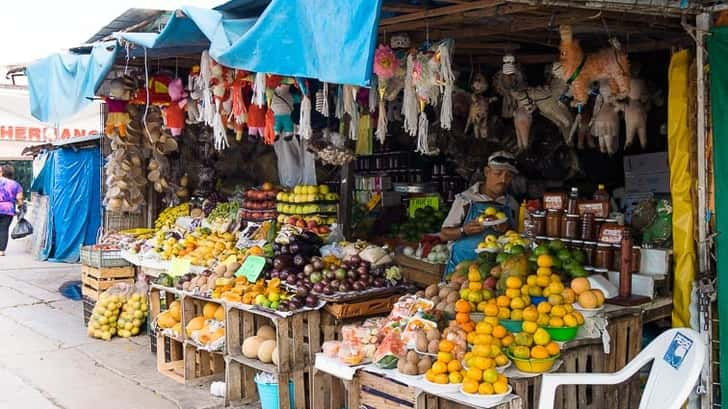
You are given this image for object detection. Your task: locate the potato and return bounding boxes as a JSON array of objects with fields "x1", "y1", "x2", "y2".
[
  {"x1": 397, "y1": 358, "x2": 406, "y2": 373},
  {"x1": 425, "y1": 284, "x2": 439, "y2": 299},
  {"x1": 403, "y1": 362, "x2": 419, "y2": 376},
  {"x1": 215, "y1": 264, "x2": 227, "y2": 276},
  {"x1": 430, "y1": 296, "x2": 441, "y2": 305},
  {"x1": 416, "y1": 290, "x2": 425, "y2": 298},
  {"x1": 435, "y1": 301, "x2": 447, "y2": 311},
  {"x1": 416, "y1": 332, "x2": 428, "y2": 352},
  {"x1": 448, "y1": 281, "x2": 461, "y2": 290},
  {"x1": 427, "y1": 339, "x2": 439, "y2": 354},
  {"x1": 461, "y1": 280, "x2": 469, "y2": 290},
  {"x1": 438, "y1": 287, "x2": 452, "y2": 298},
  {"x1": 406, "y1": 350, "x2": 419, "y2": 364},
  {"x1": 417, "y1": 356, "x2": 432, "y2": 374},
  {"x1": 207, "y1": 276, "x2": 217, "y2": 288},
  {"x1": 443, "y1": 304, "x2": 455, "y2": 316},
  {"x1": 227, "y1": 262, "x2": 241, "y2": 273},
  {"x1": 425, "y1": 328, "x2": 440, "y2": 342},
  {"x1": 446, "y1": 292, "x2": 459, "y2": 304}
]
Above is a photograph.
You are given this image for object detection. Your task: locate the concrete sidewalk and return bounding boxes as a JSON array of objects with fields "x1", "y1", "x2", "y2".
[{"x1": 0, "y1": 239, "x2": 248, "y2": 409}]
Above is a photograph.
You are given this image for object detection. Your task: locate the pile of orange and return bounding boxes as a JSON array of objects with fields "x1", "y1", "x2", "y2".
[
  {"x1": 454, "y1": 299, "x2": 475, "y2": 333},
  {"x1": 425, "y1": 339, "x2": 466, "y2": 385},
  {"x1": 461, "y1": 366, "x2": 510, "y2": 396},
  {"x1": 463, "y1": 321, "x2": 511, "y2": 370},
  {"x1": 507, "y1": 326, "x2": 561, "y2": 360},
  {"x1": 571, "y1": 278, "x2": 606, "y2": 309}
]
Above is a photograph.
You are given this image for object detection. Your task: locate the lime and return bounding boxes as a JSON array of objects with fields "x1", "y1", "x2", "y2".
[
  {"x1": 571, "y1": 249, "x2": 586, "y2": 264},
  {"x1": 569, "y1": 265, "x2": 588, "y2": 278},
  {"x1": 533, "y1": 245, "x2": 550, "y2": 256},
  {"x1": 557, "y1": 249, "x2": 572, "y2": 261},
  {"x1": 509, "y1": 245, "x2": 526, "y2": 255},
  {"x1": 496, "y1": 253, "x2": 509, "y2": 264},
  {"x1": 551, "y1": 256, "x2": 563, "y2": 269},
  {"x1": 549, "y1": 239, "x2": 565, "y2": 251}
]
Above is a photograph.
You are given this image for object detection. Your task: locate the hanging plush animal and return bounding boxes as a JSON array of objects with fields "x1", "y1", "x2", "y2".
[
  {"x1": 512, "y1": 102, "x2": 533, "y2": 151},
  {"x1": 186, "y1": 65, "x2": 203, "y2": 124},
  {"x1": 492, "y1": 55, "x2": 526, "y2": 119},
  {"x1": 270, "y1": 83, "x2": 297, "y2": 141},
  {"x1": 559, "y1": 25, "x2": 631, "y2": 107},
  {"x1": 104, "y1": 78, "x2": 133, "y2": 138},
  {"x1": 465, "y1": 73, "x2": 495, "y2": 140},
  {"x1": 510, "y1": 63, "x2": 575, "y2": 145},
  {"x1": 590, "y1": 81, "x2": 620, "y2": 155},
  {"x1": 619, "y1": 78, "x2": 650, "y2": 149},
  {"x1": 163, "y1": 78, "x2": 187, "y2": 137}
]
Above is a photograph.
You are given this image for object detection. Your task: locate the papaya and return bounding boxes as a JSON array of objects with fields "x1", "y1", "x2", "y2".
[
  {"x1": 214, "y1": 305, "x2": 225, "y2": 321},
  {"x1": 203, "y1": 302, "x2": 218, "y2": 319},
  {"x1": 186, "y1": 316, "x2": 205, "y2": 337},
  {"x1": 157, "y1": 311, "x2": 176, "y2": 329},
  {"x1": 168, "y1": 301, "x2": 181, "y2": 321}
]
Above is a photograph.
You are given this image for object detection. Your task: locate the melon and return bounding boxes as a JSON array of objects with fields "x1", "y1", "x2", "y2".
[
  {"x1": 257, "y1": 325, "x2": 276, "y2": 341},
  {"x1": 157, "y1": 311, "x2": 176, "y2": 329},
  {"x1": 203, "y1": 302, "x2": 218, "y2": 319},
  {"x1": 272, "y1": 346, "x2": 279, "y2": 366},
  {"x1": 186, "y1": 316, "x2": 205, "y2": 337},
  {"x1": 592, "y1": 289, "x2": 606, "y2": 306},
  {"x1": 570, "y1": 277, "x2": 591, "y2": 295},
  {"x1": 578, "y1": 291, "x2": 598, "y2": 309},
  {"x1": 168, "y1": 301, "x2": 181, "y2": 321},
  {"x1": 214, "y1": 305, "x2": 225, "y2": 321},
  {"x1": 258, "y1": 340, "x2": 276, "y2": 363},
  {"x1": 210, "y1": 327, "x2": 225, "y2": 342},
  {"x1": 243, "y1": 336, "x2": 262, "y2": 358}
]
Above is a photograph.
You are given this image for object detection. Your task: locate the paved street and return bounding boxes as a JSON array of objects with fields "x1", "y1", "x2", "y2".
[{"x1": 0, "y1": 238, "x2": 240, "y2": 409}]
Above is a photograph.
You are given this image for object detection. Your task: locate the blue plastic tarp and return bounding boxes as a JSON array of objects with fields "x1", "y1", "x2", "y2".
[
  {"x1": 119, "y1": 0, "x2": 383, "y2": 86},
  {"x1": 38, "y1": 147, "x2": 101, "y2": 263},
  {"x1": 26, "y1": 41, "x2": 118, "y2": 124}
]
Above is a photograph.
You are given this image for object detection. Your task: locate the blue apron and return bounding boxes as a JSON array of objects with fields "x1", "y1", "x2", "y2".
[{"x1": 445, "y1": 201, "x2": 515, "y2": 276}]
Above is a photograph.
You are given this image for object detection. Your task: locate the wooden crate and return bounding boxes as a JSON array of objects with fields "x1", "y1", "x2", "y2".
[
  {"x1": 156, "y1": 334, "x2": 185, "y2": 383},
  {"x1": 80, "y1": 265, "x2": 135, "y2": 301},
  {"x1": 356, "y1": 371, "x2": 521, "y2": 409},
  {"x1": 394, "y1": 254, "x2": 444, "y2": 286},
  {"x1": 82, "y1": 295, "x2": 95, "y2": 326},
  {"x1": 225, "y1": 357, "x2": 310, "y2": 409},
  {"x1": 226, "y1": 305, "x2": 321, "y2": 373},
  {"x1": 324, "y1": 294, "x2": 401, "y2": 320},
  {"x1": 155, "y1": 332, "x2": 225, "y2": 385}
]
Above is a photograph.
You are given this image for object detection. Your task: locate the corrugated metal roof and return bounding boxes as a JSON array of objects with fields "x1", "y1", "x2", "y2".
[{"x1": 85, "y1": 8, "x2": 168, "y2": 44}]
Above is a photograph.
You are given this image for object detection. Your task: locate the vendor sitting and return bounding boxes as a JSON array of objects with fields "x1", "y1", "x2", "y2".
[{"x1": 440, "y1": 151, "x2": 519, "y2": 274}]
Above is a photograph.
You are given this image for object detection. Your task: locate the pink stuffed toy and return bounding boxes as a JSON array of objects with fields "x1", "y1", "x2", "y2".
[{"x1": 163, "y1": 78, "x2": 188, "y2": 136}]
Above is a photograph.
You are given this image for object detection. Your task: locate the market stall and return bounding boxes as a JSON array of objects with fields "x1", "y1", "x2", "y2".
[{"x1": 27, "y1": 0, "x2": 717, "y2": 408}]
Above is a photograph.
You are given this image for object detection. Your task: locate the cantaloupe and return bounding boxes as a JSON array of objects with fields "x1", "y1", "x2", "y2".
[
  {"x1": 186, "y1": 316, "x2": 206, "y2": 337},
  {"x1": 243, "y1": 336, "x2": 262, "y2": 358},
  {"x1": 272, "y1": 346, "x2": 279, "y2": 366},
  {"x1": 171, "y1": 322, "x2": 182, "y2": 336},
  {"x1": 592, "y1": 289, "x2": 606, "y2": 306},
  {"x1": 258, "y1": 340, "x2": 276, "y2": 363},
  {"x1": 203, "y1": 302, "x2": 218, "y2": 319},
  {"x1": 157, "y1": 311, "x2": 176, "y2": 329},
  {"x1": 214, "y1": 305, "x2": 225, "y2": 321},
  {"x1": 571, "y1": 277, "x2": 591, "y2": 295},
  {"x1": 578, "y1": 291, "x2": 598, "y2": 309},
  {"x1": 198, "y1": 329, "x2": 212, "y2": 344},
  {"x1": 168, "y1": 301, "x2": 181, "y2": 321},
  {"x1": 257, "y1": 325, "x2": 275, "y2": 341},
  {"x1": 210, "y1": 327, "x2": 225, "y2": 342}
]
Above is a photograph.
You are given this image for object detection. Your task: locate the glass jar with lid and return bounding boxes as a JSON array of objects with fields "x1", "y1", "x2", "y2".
[
  {"x1": 546, "y1": 210, "x2": 562, "y2": 237},
  {"x1": 594, "y1": 243, "x2": 613, "y2": 270}
]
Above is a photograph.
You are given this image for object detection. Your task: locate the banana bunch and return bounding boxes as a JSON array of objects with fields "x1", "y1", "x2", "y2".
[
  {"x1": 119, "y1": 228, "x2": 156, "y2": 237},
  {"x1": 154, "y1": 202, "x2": 190, "y2": 230}
]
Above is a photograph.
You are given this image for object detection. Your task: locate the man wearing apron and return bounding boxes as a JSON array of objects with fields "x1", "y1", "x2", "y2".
[{"x1": 440, "y1": 152, "x2": 519, "y2": 276}]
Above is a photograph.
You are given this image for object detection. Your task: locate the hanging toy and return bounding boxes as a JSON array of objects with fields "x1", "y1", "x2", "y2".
[
  {"x1": 209, "y1": 58, "x2": 230, "y2": 150},
  {"x1": 186, "y1": 65, "x2": 203, "y2": 124},
  {"x1": 492, "y1": 54, "x2": 526, "y2": 119},
  {"x1": 465, "y1": 73, "x2": 495, "y2": 140},
  {"x1": 559, "y1": 25, "x2": 630, "y2": 107},
  {"x1": 199, "y1": 51, "x2": 216, "y2": 127},
  {"x1": 270, "y1": 83, "x2": 296, "y2": 141},
  {"x1": 373, "y1": 44, "x2": 399, "y2": 143},
  {"x1": 621, "y1": 78, "x2": 650, "y2": 149},
  {"x1": 163, "y1": 78, "x2": 187, "y2": 137},
  {"x1": 591, "y1": 80, "x2": 621, "y2": 156},
  {"x1": 437, "y1": 40, "x2": 455, "y2": 131},
  {"x1": 104, "y1": 77, "x2": 133, "y2": 138},
  {"x1": 402, "y1": 53, "x2": 418, "y2": 137},
  {"x1": 230, "y1": 70, "x2": 252, "y2": 141},
  {"x1": 297, "y1": 78, "x2": 313, "y2": 140}
]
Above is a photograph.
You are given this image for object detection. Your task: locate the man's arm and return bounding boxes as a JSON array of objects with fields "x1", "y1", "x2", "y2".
[{"x1": 439, "y1": 197, "x2": 485, "y2": 241}]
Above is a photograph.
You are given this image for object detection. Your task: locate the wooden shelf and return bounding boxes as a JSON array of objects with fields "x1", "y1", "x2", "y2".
[{"x1": 226, "y1": 353, "x2": 279, "y2": 375}]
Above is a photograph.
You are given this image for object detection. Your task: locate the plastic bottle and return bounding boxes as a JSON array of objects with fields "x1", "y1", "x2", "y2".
[
  {"x1": 593, "y1": 184, "x2": 610, "y2": 202},
  {"x1": 566, "y1": 187, "x2": 579, "y2": 214},
  {"x1": 517, "y1": 201, "x2": 527, "y2": 233}
]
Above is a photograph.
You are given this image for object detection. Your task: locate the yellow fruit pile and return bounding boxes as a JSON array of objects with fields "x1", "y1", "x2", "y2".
[
  {"x1": 460, "y1": 265, "x2": 495, "y2": 315},
  {"x1": 481, "y1": 279, "x2": 531, "y2": 322},
  {"x1": 154, "y1": 202, "x2": 190, "y2": 229},
  {"x1": 214, "y1": 277, "x2": 288, "y2": 309},
  {"x1": 425, "y1": 339, "x2": 465, "y2": 385},
  {"x1": 186, "y1": 302, "x2": 225, "y2": 346},
  {"x1": 117, "y1": 292, "x2": 148, "y2": 338},
  {"x1": 571, "y1": 278, "x2": 606, "y2": 309},
  {"x1": 157, "y1": 300, "x2": 183, "y2": 337},
  {"x1": 507, "y1": 327, "x2": 561, "y2": 360},
  {"x1": 87, "y1": 294, "x2": 123, "y2": 341},
  {"x1": 464, "y1": 321, "x2": 511, "y2": 370},
  {"x1": 461, "y1": 366, "x2": 510, "y2": 396}
]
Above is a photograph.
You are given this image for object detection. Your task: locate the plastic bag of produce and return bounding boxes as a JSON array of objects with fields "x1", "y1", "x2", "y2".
[
  {"x1": 86, "y1": 282, "x2": 134, "y2": 341},
  {"x1": 117, "y1": 280, "x2": 149, "y2": 338},
  {"x1": 374, "y1": 329, "x2": 405, "y2": 369}
]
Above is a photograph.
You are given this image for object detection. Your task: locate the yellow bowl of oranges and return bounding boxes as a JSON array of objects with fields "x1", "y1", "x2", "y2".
[{"x1": 505, "y1": 350, "x2": 560, "y2": 373}]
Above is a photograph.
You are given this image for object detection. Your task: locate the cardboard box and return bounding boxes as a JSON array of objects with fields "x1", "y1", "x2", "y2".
[
  {"x1": 607, "y1": 271, "x2": 657, "y2": 299},
  {"x1": 624, "y1": 171, "x2": 670, "y2": 193},
  {"x1": 623, "y1": 152, "x2": 669, "y2": 175}
]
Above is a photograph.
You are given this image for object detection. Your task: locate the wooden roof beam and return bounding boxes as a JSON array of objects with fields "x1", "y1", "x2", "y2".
[
  {"x1": 379, "y1": 0, "x2": 506, "y2": 26},
  {"x1": 382, "y1": 4, "x2": 428, "y2": 13}
]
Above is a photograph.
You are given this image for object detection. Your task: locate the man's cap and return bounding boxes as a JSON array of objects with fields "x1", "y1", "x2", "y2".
[{"x1": 487, "y1": 151, "x2": 519, "y2": 174}]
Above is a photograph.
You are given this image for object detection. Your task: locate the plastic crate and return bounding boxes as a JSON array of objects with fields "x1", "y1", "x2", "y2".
[{"x1": 80, "y1": 246, "x2": 130, "y2": 268}]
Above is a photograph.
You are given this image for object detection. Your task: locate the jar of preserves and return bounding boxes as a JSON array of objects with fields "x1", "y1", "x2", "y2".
[
  {"x1": 612, "y1": 244, "x2": 622, "y2": 272},
  {"x1": 583, "y1": 241, "x2": 597, "y2": 265},
  {"x1": 546, "y1": 210, "x2": 562, "y2": 237},
  {"x1": 594, "y1": 243, "x2": 613, "y2": 270},
  {"x1": 528, "y1": 212, "x2": 546, "y2": 237},
  {"x1": 631, "y1": 246, "x2": 641, "y2": 273},
  {"x1": 564, "y1": 214, "x2": 580, "y2": 239},
  {"x1": 581, "y1": 213, "x2": 596, "y2": 241}
]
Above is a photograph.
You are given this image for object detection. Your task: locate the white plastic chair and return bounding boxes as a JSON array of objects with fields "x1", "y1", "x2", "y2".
[{"x1": 537, "y1": 328, "x2": 706, "y2": 409}]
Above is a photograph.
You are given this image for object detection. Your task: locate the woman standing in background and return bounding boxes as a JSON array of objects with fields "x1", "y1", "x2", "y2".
[{"x1": 0, "y1": 165, "x2": 24, "y2": 256}]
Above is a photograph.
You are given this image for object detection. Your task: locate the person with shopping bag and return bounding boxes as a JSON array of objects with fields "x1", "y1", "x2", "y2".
[{"x1": 0, "y1": 165, "x2": 25, "y2": 256}]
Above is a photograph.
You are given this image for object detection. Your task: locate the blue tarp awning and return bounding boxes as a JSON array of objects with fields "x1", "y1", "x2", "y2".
[
  {"x1": 26, "y1": 41, "x2": 118, "y2": 124},
  {"x1": 27, "y1": 0, "x2": 383, "y2": 123}
]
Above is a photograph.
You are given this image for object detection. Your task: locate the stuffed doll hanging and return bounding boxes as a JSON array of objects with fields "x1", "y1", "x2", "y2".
[
  {"x1": 373, "y1": 44, "x2": 399, "y2": 143},
  {"x1": 163, "y1": 78, "x2": 187, "y2": 137},
  {"x1": 591, "y1": 80, "x2": 621, "y2": 156},
  {"x1": 270, "y1": 83, "x2": 297, "y2": 141},
  {"x1": 559, "y1": 25, "x2": 631, "y2": 108},
  {"x1": 465, "y1": 73, "x2": 496, "y2": 140},
  {"x1": 492, "y1": 55, "x2": 526, "y2": 119},
  {"x1": 105, "y1": 77, "x2": 133, "y2": 138},
  {"x1": 186, "y1": 65, "x2": 204, "y2": 124},
  {"x1": 620, "y1": 78, "x2": 650, "y2": 149}
]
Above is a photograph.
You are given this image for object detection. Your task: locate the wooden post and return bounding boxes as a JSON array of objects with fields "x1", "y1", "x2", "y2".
[{"x1": 340, "y1": 162, "x2": 354, "y2": 239}]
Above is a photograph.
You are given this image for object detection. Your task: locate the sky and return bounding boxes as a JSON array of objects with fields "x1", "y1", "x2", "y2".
[{"x1": 0, "y1": 0, "x2": 220, "y2": 83}]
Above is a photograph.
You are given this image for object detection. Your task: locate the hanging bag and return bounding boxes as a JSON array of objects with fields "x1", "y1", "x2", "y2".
[{"x1": 11, "y1": 206, "x2": 33, "y2": 239}]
